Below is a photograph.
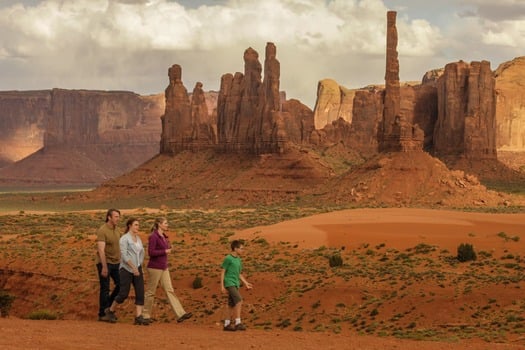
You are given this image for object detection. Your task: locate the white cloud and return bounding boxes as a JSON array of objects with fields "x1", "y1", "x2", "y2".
[
  {"x1": 0, "y1": 0, "x2": 524, "y2": 107},
  {"x1": 483, "y1": 23, "x2": 523, "y2": 47}
]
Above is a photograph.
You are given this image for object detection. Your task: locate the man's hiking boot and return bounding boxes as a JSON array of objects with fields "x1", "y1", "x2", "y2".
[
  {"x1": 104, "y1": 308, "x2": 117, "y2": 323},
  {"x1": 98, "y1": 314, "x2": 111, "y2": 322}
]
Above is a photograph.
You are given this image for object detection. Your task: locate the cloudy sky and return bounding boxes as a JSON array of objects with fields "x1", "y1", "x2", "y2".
[{"x1": 1, "y1": 0, "x2": 524, "y2": 108}]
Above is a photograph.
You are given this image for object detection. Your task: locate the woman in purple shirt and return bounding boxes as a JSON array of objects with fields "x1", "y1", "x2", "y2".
[{"x1": 142, "y1": 217, "x2": 192, "y2": 323}]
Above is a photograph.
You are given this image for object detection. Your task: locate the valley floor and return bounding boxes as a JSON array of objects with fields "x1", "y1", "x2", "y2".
[{"x1": 1, "y1": 318, "x2": 524, "y2": 350}]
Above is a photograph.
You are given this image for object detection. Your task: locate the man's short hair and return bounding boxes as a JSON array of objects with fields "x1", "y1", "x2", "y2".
[{"x1": 105, "y1": 208, "x2": 121, "y2": 222}]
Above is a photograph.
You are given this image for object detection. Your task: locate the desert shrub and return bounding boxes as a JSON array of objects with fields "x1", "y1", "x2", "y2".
[
  {"x1": 27, "y1": 309, "x2": 58, "y2": 320},
  {"x1": 192, "y1": 276, "x2": 203, "y2": 289},
  {"x1": 0, "y1": 290, "x2": 15, "y2": 317},
  {"x1": 457, "y1": 243, "x2": 477, "y2": 262},
  {"x1": 329, "y1": 253, "x2": 343, "y2": 267}
]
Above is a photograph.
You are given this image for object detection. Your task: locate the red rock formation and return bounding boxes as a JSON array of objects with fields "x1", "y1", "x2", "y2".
[
  {"x1": 281, "y1": 99, "x2": 314, "y2": 144},
  {"x1": 379, "y1": 11, "x2": 423, "y2": 152},
  {"x1": 382, "y1": 11, "x2": 400, "y2": 137},
  {"x1": 310, "y1": 86, "x2": 382, "y2": 156},
  {"x1": 0, "y1": 91, "x2": 49, "y2": 165},
  {"x1": 494, "y1": 57, "x2": 525, "y2": 151},
  {"x1": 45, "y1": 89, "x2": 145, "y2": 145},
  {"x1": 349, "y1": 88, "x2": 383, "y2": 155},
  {"x1": 190, "y1": 82, "x2": 217, "y2": 148},
  {"x1": 215, "y1": 43, "x2": 306, "y2": 154},
  {"x1": 433, "y1": 60, "x2": 497, "y2": 159},
  {"x1": 160, "y1": 64, "x2": 192, "y2": 153},
  {"x1": 400, "y1": 83, "x2": 438, "y2": 151},
  {"x1": 312, "y1": 79, "x2": 354, "y2": 129},
  {"x1": 0, "y1": 89, "x2": 162, "y2": 186}
]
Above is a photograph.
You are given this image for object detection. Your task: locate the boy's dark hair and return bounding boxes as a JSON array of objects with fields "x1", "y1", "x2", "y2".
[
  {"x1": 231, "y1": 240, "x2": 243, "y2": 251},
  {"x1": 105, "y1": 208, "x2": 121, "y2": 222}
]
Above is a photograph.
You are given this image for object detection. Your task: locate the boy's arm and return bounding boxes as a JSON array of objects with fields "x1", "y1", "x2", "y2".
[
  {"x1": 220, "y1": 269, "x2": 226, "y2": 293},
  {"x1": 240, "y1": 273, "x2": 253, "y2": 289}
]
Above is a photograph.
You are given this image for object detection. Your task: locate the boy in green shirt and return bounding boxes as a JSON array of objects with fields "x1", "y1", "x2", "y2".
[{"x1": 220, "y1": 240, "x2": 253, "y2": 331}]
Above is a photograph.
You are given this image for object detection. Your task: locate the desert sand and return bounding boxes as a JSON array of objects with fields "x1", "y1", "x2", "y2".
[
  {"x1": 2, "y1": 208, "x2": 525, "y2": 349},
  {"x1": 236, "y1": 208, "x2": 525, "y2": 251}
]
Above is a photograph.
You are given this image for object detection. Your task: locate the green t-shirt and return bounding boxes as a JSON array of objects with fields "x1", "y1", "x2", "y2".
[
  {"x1": 96, "y1": 223, "x2": 121, "y2": 264},
  {"x1": 221, "y1": 254, "x2": 242, "y2": 288}
]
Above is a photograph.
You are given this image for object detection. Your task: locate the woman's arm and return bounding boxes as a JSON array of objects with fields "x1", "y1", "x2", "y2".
[{"x1": 148, "y1": 233, "x2": 168, "y2": 257}]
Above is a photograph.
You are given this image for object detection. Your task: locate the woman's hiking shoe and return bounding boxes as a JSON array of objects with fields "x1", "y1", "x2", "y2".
[
  {"x1": 134, "y1": 315, "x2": 150, "y2": 325},
  {"x1": 177, "y1": 312, "x2": 193, "y2": 323},
  {"x1": 235, "y1": 323, "x2": 247, "y2": 331},
  {"x1": 223, "y1": 324, "x2": 236, "y2": 331}
]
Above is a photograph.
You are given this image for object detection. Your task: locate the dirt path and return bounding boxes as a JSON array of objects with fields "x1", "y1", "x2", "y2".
[{"x1": 1, "y1": 318, "x2": 524, "y2": 350}]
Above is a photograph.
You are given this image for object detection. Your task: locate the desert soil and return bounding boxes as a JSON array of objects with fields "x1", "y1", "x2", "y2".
[
  {"x1": 2, "y1": 208, "x2": 525, "y2": 349},
  {"x1": 2, "y1": 317, "x2": 525, "y2": 350}
]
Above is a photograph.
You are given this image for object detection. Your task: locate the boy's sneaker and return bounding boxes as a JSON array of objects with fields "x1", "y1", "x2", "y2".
[
  {"x1": 134, "y1": 315, "x2": 150, "y2": 326},
  {"x1": 104, "y1": 308, "x2": 117, "y2": 323},
  {"x1": 235, "y1": 323, "x2": 247, "y2": 331},
  {"x1": 223, "y1": 324, "x2": 237, "y2": 331}
]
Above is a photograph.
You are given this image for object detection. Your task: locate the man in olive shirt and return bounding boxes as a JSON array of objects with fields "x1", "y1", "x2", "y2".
[{"x1": 96, "y1": 208, "x2": 121, "y2": 322}]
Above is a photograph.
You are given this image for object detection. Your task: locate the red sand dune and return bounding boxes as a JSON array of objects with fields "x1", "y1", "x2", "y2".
[{"x1": 236, "y1": 208, "x2": 525, "y2": 253}]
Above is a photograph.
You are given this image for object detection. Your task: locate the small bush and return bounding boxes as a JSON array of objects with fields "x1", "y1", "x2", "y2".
[
  {"x1": 0, "y1": 290, "x2": 15, "y2": 317},
  {"x1": 329, "y1": 254, "x2": 343, "y2": 267},
  {"x1": 192, "y1": 276, "x2": 203, "y2": 289},
  {"x1": 27, "y1": 309, "x2": 58, "y2": 320},
  {"x1": 457, "y1": 243, "x2": 477, "y2": 262}
]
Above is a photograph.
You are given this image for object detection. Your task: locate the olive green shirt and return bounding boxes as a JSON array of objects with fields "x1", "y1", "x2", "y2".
[{"x1": 96, "y1": 223, "x2": 121, "y2": 264}]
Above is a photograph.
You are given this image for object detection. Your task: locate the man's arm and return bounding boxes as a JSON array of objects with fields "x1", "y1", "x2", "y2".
[{"x1": 97, "y1": 241, "x2": 108, "y2": 277}]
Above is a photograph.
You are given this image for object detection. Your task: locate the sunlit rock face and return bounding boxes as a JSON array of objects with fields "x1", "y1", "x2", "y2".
[
  {"x1": 494, "y1": 57, "x2": 525, "y2": 151},
  {"x1": 433, "y1": 60, "x2": 497, "y2": 159},
  {"x1": 0, "y1": 90, "x2": 49, "y2": 165}
]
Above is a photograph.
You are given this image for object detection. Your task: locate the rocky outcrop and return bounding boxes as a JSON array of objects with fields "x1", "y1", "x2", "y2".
[
  {"x1": 400, "y1": 83, "x2": 438, "y2": 151},
  {"x1": 0, "y1": 89, "x2": 162, "y2": 186},
  {"x1": 281, "y1": 99, "x2": 314, "y2": 145},
  {"x1": 382, "y1": 11, "x2": 400, "y2": 138},
  {"x1": 160, "y1": 65, "x2": 220, "y2": 154},
  {"x1": 312, "y1": 79, "x2": 354, "y2": 129},
  {"x1": 311, "y1": 86, "x2": 382, "y2": 157},
  {"x1": 349, "y1": 88, "x2": 383, "y2": 155},
  {"x1": 494, "y1": 57, "x2": 525, "y2": 151},
  {"x1": 0, "y1": 91, "x2": 50, "y2": 165},
  {"x1": 160, "y1": 64, "x2": 193, "y2": 153},
  {"x1": 163, "y1": 42, "x2": 312, "y2": 155},
  {"x1": 45, "y1": 89, "x2": 148, "y2": 145},
  {"x1": 379, "y1": 11, "x2": 423, "y2": 152},
  {"x1": 433, "y1": 60, "x2": 497, "y2": 159}
]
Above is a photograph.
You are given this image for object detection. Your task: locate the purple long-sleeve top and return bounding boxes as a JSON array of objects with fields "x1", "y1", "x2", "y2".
[{"x1": 147, "y1": 230, "x2": 170, "y2": 270}]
